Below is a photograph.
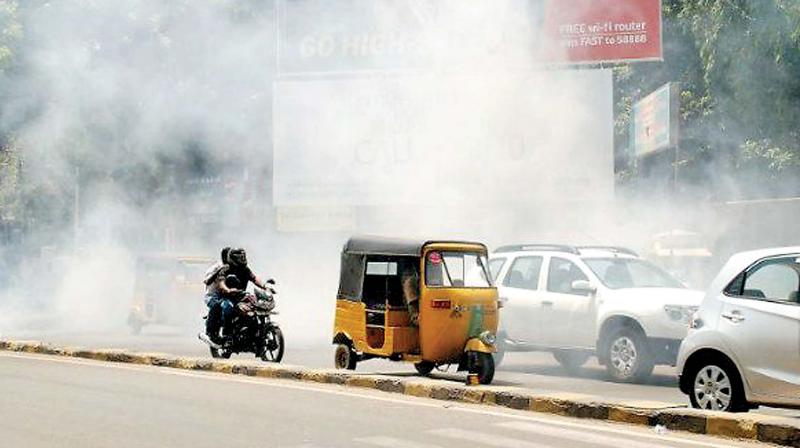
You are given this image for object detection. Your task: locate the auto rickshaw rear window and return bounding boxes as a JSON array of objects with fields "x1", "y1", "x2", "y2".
[
  {"x1": 363, "y1": 257, "x2": 416, "y2": 309},
  {"x1": 366, "y1": 261, "x2": 398, "y2": 276},
  {"x1": 426, "y1": 251, "x2": 491, "y2": 288}
]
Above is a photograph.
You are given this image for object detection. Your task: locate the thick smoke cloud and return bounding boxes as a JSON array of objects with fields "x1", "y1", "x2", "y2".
[
  {"x1": 1, "y1": 0, "x2": 278, "y2": 335},
  {"x1": 1, "y1": 1, "x2": 797, "y2": 348}
]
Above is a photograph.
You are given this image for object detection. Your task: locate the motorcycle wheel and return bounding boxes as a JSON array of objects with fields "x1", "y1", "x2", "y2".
[{"x1": 260, "y1": 326, "x2": 284, "y2": 363}]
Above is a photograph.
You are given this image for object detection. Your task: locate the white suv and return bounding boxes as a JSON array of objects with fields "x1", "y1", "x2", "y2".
[
  {"x1": 677, "y1": 247, "x2": 800, "y2": 412},
  {"x1": 491, "y1": 245, "x2": 703, "y2": 382}
]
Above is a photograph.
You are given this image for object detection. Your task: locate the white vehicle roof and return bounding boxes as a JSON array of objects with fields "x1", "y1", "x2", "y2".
[
  {"x1": 492, "y1": 244, "x2": 639, "y2": 259},
  {"x1": 709, "y1": 246, "x2": 800, "y2": 293}
]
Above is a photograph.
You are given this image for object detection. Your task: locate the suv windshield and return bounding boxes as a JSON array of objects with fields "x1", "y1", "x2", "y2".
[
  {"x1": 584, "y1": 258, "x2": 684, "y2": 289},
  {"x1": 425, "y1": 251, "x2": 492, "y2": 288}
]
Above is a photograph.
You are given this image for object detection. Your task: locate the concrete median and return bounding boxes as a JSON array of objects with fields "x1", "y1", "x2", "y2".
[{"x1": 2, "y1": 339, "x2": 798, "y2": 446}]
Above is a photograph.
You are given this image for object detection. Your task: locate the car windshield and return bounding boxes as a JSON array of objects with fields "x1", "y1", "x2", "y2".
[
  {"x1": 425, "y1": 251, "x2": 492, "y2": 288},
  {"x1": 584, "y1": 258, "x2": 684, "y2": 289}
]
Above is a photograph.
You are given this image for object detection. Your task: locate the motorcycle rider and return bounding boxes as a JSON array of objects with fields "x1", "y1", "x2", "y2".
[{"x1": 216, "y1": 247, "x2": 273, "y2": 341}]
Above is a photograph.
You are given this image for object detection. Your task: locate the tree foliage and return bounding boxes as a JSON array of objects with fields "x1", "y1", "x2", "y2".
[
  {"x1": 0, "y1": 0, "x2": 21, "y2": 76},
  {"x1": 616, "y1": 0, "x2": 800, "y2": 199}
]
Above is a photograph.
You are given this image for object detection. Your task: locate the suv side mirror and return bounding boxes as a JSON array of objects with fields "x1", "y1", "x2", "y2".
[{"x1": 571, "y1": 280, "x2": 596, "y2": 294}]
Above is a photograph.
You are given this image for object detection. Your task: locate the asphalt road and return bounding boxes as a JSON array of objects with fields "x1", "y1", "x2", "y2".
[
  {"x1": 3, "y1": 327, "x2": 684, "y2": 401},
  {"x1": 0, "y1": 352, "x2": 772, "y2": 448},
  {"x1": 7, "y1": 326, "x2": 800, "y2": 420}
]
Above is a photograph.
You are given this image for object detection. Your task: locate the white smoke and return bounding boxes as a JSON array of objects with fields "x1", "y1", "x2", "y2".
[{"x1": 1, "y1": 0, "x2": 792, "y2": 350}]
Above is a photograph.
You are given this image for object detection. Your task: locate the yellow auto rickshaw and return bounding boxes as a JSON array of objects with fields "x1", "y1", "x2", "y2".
[
  {"x1": 333, "y1": 236, "x2": 499, "y2": 384},
  {"x1": 128, "y1": 253, "x2": 213, "y2": 334}
]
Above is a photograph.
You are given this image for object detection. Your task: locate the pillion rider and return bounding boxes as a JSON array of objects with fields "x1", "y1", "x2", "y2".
[{"x1": 203, "y1": 246, "x2": 230, "y2": 345}]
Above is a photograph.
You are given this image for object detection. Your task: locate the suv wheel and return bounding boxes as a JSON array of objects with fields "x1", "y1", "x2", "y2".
[
  {"x1": 687, "y1": 360, "x2": 747, "y2": 412},
  {"x1": 604, "y1": 327, "x2": 653, "y2": 383}
]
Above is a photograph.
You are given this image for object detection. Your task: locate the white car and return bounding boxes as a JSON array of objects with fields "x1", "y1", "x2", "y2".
[
  {"x1": 491, "y1": 245, "x2": 703, "y2": 382},
  {"x1": 677, "y1": 247, "x2": 800, "y2": 412}
]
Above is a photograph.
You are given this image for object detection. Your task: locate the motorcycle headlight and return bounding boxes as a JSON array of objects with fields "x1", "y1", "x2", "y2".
[{"x1": 479, "y1": 330, "x2": 496, "y2": 346}]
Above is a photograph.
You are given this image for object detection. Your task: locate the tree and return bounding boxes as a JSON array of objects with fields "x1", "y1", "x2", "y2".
[{"x1": 615, "y1": 0, "x2": 800, "y2": 199}]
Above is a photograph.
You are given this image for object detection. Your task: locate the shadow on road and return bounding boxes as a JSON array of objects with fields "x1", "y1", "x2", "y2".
[{"x1": 498, "y1": 363, "x2": 678, "y2": 387}]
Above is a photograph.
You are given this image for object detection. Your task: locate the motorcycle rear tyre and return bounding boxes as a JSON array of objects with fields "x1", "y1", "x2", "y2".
[{"x1": 210, "y1": 347, "x2": 231, "y2": 359}]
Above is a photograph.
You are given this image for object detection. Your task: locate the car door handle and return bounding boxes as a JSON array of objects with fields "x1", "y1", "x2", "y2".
[
  {"x1": 721, "y1": 311, "x2": 745, "y2": 323},
  {"x1": 541, "y1": 301, "x2": 554, "y2": 307}
]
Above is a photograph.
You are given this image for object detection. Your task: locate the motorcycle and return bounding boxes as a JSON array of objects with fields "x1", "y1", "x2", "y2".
[{"x1": 199, "y1": 285, "x2": 285, "y2": 362}]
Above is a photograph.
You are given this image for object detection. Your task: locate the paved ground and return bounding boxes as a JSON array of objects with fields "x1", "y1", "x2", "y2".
[
  {"x1": 5, "y1": 326, "x2": 799, "y2": 419},
  {"x1": 0, "y1": 352, "x2": 775, "y2": 448}
]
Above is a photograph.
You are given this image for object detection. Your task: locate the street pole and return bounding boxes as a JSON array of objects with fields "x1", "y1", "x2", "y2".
[{"x1": 673, "y1": 145, "x2": 679, "y2": 194}]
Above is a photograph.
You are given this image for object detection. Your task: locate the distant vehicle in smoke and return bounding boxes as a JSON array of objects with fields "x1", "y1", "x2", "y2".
[
  {"x1": 648, "y1": 229, "x2": 715, "y2": 289},
  {"x1": 677, "y1": 246, "x2": 800, "y2": 412},
  {"x1": 490, "y1": 245, "x2": 703, "y2": 383},
  {"x1": 128, "y1": 253, "x2": 213, "y2": 334},
  {"x1": 199, "y1": 283, "x2": 284, "y2": 363}
]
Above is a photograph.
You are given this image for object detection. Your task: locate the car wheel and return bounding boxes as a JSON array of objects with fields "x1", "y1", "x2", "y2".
[
  {"x1": 604, "y1": 327, "x2": 654, "y2": 383},
  {"x1": 334, "y1": 343, "x2": 357, "y2": 370},
  {"x1": 552, "y1": 350, "x2": 589, "y2": 373},
  {"x1": 688, "y1": 361, "x2": 747, "y2": 412}
]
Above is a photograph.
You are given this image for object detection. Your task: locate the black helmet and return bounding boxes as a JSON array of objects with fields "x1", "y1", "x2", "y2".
[
  {"x1": 220, "y1": 246, "x2": 231, "y2": 264},
  {"x1": 225, "y1": 274, "x2": 242, "y2": 290},
  {"x1": 228, "y1": 247, "x2": 248, "y2": 268}
]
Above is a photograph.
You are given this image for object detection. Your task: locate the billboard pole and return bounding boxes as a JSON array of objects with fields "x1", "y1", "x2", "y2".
[{"x1": 671, "y1": 83, "x2": 681, "y2": 196}]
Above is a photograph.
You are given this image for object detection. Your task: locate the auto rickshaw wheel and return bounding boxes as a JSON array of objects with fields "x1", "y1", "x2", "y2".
[
  {"x1": 334, "y1": 344, "x2": 357, "y2": 370},
  {"x1": 469, "y1": 351, "x2": 495, "y2": 385},
  {"x1": 414, "y1": 361, "x2": 435, "y2": 376}
]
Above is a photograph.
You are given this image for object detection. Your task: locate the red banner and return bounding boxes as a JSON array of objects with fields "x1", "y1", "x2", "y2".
[{"x1": 541, "y1": 0, "x2": 662, "y2": 64}]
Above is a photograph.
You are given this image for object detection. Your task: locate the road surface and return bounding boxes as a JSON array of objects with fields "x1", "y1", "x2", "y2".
[
  {"x1": 7, "y1": 327, "x2": 800, "y2": 419},
  {"x1": 0, "y1": 351, "x2": 772, "y2": 448}
]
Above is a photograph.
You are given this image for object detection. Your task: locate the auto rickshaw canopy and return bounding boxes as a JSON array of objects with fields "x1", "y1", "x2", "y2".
[{"x1": 338, "y1": 236, "x2": 490, "y2": 302}]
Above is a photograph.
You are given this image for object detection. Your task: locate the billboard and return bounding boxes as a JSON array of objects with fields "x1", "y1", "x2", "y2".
[
  {"x1": 631, "y1": 82, "x2": 680, "y2": 157},
  {"x1": 540, "y1": 0, "x2": 662, "y2": 64},
  {"x1": 273, "y1": 70, "x2": 614, "y2": 207},
  {"x1": 276, "y1": 0, "x2": 662, "y2": 74}
]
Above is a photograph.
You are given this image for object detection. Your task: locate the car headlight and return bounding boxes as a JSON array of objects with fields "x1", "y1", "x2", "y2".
[
  {"x1": 664, "y1": 305, "x2": 698, "y2": 324},
  {"x1": 479, "y1": 330, "x2": 496, "y2": 345}
]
